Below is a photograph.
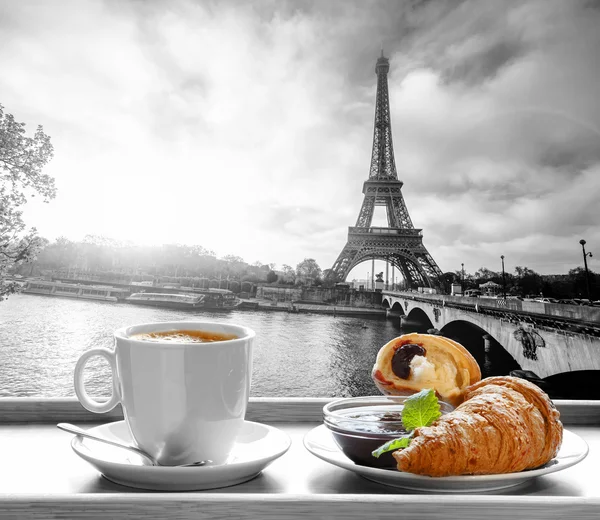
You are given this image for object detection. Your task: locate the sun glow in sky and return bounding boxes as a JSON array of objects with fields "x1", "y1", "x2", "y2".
[{"x1": 1, "y1": 0, "x2": 599, "y2": 279}]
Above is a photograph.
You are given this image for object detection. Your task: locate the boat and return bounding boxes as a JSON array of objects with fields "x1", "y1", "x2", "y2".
[
  {"x1": 125, "y1": 289, "x2": 241, "y2": 311},
  {"x1": 125, "y1": 292, "x2": 206, "y2": 309},
  {"x1": 21, "y1": 280, "x2": 129, "y2": 302},
  {"x1": 197, "y1": 288, "x2": 242, "y2": 309}
]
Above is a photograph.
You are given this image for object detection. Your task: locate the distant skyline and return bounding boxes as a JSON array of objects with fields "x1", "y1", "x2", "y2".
[{"x1": 1, "y1": 0, "x2": 599, "y2": 279}]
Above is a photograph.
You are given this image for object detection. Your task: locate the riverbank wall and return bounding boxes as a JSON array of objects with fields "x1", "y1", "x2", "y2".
[{"x1": 240, "y1": 299, "x2": 386, "y2": 318}]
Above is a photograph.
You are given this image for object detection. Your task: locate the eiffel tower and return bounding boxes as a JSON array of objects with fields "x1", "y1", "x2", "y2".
[{"x1": 329, "y1": 51, "x2": 443, "y2": 289}]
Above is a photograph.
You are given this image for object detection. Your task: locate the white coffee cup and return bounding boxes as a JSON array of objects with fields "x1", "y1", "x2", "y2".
[{"x1": 73, "y1": 321, "x2": 255, "y2": 466}]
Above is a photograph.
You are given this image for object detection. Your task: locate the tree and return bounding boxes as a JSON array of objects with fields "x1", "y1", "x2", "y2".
[
  {"x1": 474, "y1": 267, "x2": 499, "y2": 281},
  {"x1": 222, "y1": 254, "x2": 245, "y2": 264},
  {"x1": 1, "y1": 104, "x2": 55, "y2": 299},
  {"x1": 568, "y1": 267, "x2": 598, "y2": 299},
  {"x1": 280, "y1": 264, "x2": 295, "y2": 284},
  {"x1": 241, "y1": 281, "x2": 254, "y2": 293},
  {"x1": 514, "y1": 266, "x2": 542, "y2": 296},
  {"x1": 321, "y1": 268, "x2": 335, "y2": 287},
  {"x1": 437, "y1": 272, "x2": 457, "y2": 294},
  {"x1": 454, "y1": 268, "x2": 475, "y2": 289},
  {"x1": 220, "y1": 254, "x2": 247, "y2": 280},
  {"x1": 296, "y1": 258, "x2": 322, "y2": 285},
  {"x1": 266, "y1": 270, "x2": 278, "y2": 283}
]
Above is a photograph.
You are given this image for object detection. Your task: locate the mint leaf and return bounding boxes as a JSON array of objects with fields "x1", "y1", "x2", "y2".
[
  {"x1": 371, "y1": 432, "x2": 413, "y2": 458},
  {"x1": 401, "y1": 388, "x2": 441, "y2": 431},
  {"x1": 371, "y1": 389, "x2": 442, "y2": 459}
]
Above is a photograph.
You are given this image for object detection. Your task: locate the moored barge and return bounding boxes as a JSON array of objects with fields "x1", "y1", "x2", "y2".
[
  {"x1": 125, "y1": 289, "x2": 241, "y2": 310},
  {"x1": 22, "y1": 280, "x2": 129, "y2": 302}
]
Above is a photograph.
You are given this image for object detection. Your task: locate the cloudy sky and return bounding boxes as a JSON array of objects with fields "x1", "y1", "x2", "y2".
[{"x1": 1, "y1": 0, "x2": 599, "y2": 279}]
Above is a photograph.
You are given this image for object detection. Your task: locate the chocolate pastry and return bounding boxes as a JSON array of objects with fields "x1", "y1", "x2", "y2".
[
  {"x1": 392, "y1": 376, "x2": 563, "y2": 476},
  {"x1": 371, "y1": 333, "x2": 481, "y2": 406}
]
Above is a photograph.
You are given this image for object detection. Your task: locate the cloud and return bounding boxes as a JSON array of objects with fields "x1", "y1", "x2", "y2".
[
  {"x1": 1, "y1": 0, "x2": 598, "y2": 276},
  {"x1": 379, "y1": 0, "x2": 600, "y2": 274}
]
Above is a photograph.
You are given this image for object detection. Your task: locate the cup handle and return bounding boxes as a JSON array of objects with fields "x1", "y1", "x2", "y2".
[{"x1": 74, "y1": 347, "x2": 120, "y2": 413}]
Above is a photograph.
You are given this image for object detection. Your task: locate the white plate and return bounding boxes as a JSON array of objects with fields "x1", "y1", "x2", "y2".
[
  {"x1": 303, "y1": 425, "x2": 588, "y2": 493},
  {"x1": 71, "y1": 420, "x2": 291, "y2": 491}
]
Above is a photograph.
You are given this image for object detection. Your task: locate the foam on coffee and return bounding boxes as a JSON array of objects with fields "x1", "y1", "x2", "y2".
[{"x1": 130, "y1": 329, "x2": 238, "y2": 343}]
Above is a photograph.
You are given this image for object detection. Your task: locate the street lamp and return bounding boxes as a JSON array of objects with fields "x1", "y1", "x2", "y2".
[
  {"x1": 500, "y1": 255, "x2": 506, "y2": 300},
  {"x1": 461, "y1": 263, "x2": 465, "y2": 294},
  {"x1": 580, "y1": 239, "x2": 593, "y2": 300}
]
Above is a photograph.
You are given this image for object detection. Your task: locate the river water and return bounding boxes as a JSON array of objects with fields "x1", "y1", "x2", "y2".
[{"x1": 0, "y1": 294, "x2": 412, "y2": 398}]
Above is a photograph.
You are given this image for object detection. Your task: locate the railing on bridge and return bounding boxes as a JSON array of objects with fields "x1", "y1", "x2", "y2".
[{"x1": 383, "y1": 290, "x2": 600, "y2": 324}]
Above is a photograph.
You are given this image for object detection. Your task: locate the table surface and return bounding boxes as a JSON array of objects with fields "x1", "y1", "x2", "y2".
[{"x1": 0, "y1": 399, "x2": 599, "y2": 520}]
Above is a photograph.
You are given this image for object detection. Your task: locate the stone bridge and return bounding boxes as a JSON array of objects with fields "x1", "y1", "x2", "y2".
[{"x1": 381, "y1": 291, "x2": 600, "y2": 380}]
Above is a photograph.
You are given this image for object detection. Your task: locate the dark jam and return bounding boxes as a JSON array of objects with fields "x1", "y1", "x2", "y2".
[
  {"x1": 391, "y1": 343, "x2": 426, "y2": 379},
  {"x1": 328, "y1": 408, "x2": 407, "y2": 469}
]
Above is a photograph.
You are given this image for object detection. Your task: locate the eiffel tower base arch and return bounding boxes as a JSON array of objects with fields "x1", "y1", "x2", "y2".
[{"x1": 328, "y1": 229, "x2": 442, "y2": 289}]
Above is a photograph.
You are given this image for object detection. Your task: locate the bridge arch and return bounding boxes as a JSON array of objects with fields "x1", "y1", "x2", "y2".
[
  {"x1": 544, "y1": 370, "x2": 600, "y2": 399},
  {"x1": 439, "y1": 320, "x2": 522, "y2": 377},
  {"x1": 381, "y1": 296, "x2": 406, "y2": 317},
  {"x1": 390, "y1": 301, "x2": 405, "y2": 316},
  {"x1": 406, "y1": 307, "x2": 435, "y2": 330}
]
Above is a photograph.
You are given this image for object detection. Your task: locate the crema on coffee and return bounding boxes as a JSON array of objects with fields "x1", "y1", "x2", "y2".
[{"x1": 130, "y1": 329, "x2": 238, "y2": 343}]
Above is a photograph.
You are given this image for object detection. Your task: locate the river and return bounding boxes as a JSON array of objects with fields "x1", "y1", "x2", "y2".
[{"x1": 0, "y1": 294, "x2": 416, "y2": 398}]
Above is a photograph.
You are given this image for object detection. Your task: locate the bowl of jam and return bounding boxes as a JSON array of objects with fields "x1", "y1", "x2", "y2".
[{"x1": 323, "y1": 395, "x2": 454, "y2": 469}]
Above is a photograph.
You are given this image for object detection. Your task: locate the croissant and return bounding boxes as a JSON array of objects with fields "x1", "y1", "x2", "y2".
[
  {"x1": 392, "y1": 376, "x2": 563, "y2": 476},
  {"x1": 372, "y1": 333, "x2": 481, "y2": 406}
]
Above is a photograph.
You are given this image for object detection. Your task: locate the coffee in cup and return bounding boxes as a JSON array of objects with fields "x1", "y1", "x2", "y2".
[{"x1": 73, "y1": 321, "x2": 255, "y2": 466}]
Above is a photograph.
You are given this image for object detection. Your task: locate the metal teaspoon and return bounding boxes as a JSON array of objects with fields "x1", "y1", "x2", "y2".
[{"x1": 57, "y1": 423, "x2": 211, "y2": 468}]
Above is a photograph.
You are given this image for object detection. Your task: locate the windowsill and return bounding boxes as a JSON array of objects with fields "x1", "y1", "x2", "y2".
[{"x1": 0, "y1": 398, "x2": 599, "y2": 519}]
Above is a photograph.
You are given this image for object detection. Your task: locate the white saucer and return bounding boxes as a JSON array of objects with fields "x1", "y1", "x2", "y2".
[
  {"x1": 303, "y1": 425, "x2": 588, "y2": 493},
  {"x1": 71, "y1": 420, "x2": 291, "y2": 491}
]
